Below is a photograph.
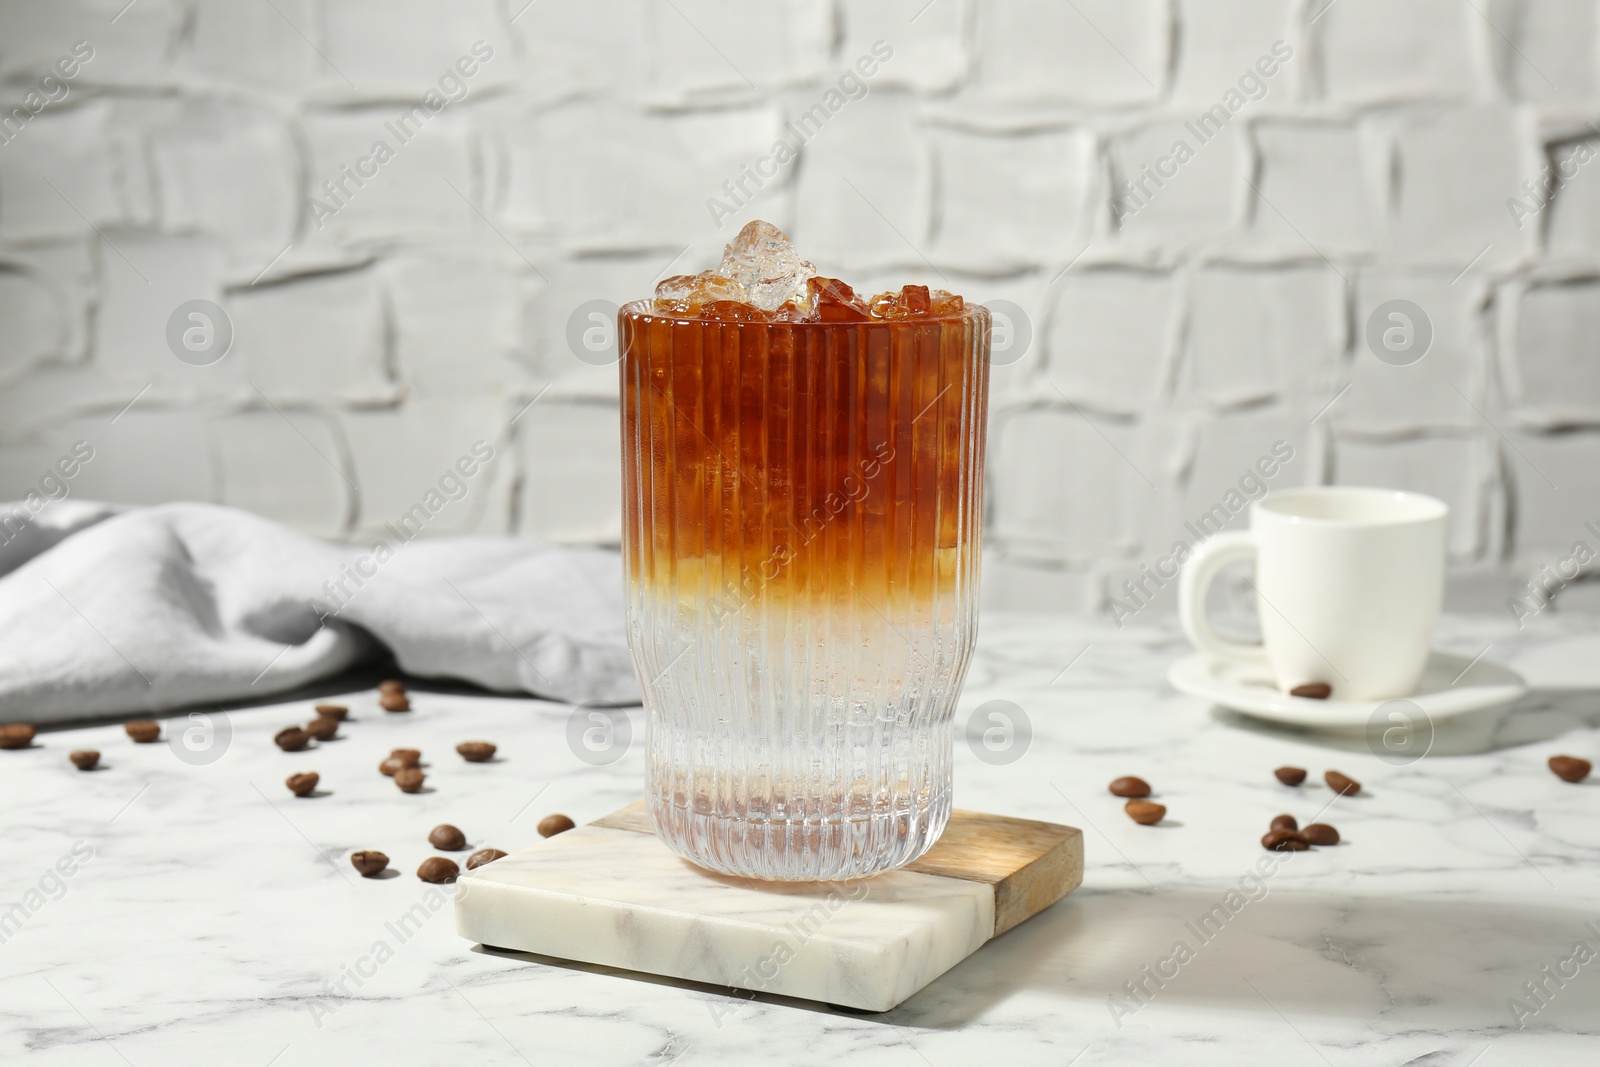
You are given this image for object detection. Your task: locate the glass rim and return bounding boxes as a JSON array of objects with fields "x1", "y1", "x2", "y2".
[{"x1": 619, "y1": 298, "x2": 989, "y2": 327}]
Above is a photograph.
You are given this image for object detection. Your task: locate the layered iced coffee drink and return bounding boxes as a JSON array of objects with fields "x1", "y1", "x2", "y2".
[{"x1": 620, "y1": 222, "x2": 990, "y2": 880}]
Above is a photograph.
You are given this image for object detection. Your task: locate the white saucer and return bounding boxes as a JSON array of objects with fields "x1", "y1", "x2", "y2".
[{"x1": 1167, "y1": 650, "x2": 1527, "y2": 730}]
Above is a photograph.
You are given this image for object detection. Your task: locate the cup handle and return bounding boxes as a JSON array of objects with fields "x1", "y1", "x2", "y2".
[{"x1": 1178, "y1": 531, "x2": 1262, "y2": 664}]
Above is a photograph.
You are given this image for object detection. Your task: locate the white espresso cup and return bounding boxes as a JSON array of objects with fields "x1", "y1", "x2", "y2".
[{"x1": 1178, "y1": 487, "x2": 1449, "y2": 701}]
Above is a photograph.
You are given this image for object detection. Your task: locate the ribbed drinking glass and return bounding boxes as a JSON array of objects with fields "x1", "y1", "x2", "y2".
[{"x1": 619, "y1": 301, "x2": 990, "y2": 880}]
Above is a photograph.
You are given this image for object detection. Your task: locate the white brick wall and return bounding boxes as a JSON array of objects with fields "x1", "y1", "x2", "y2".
[{"x1": 1, "y1": 0, "x2": 1597, "y2": 616}]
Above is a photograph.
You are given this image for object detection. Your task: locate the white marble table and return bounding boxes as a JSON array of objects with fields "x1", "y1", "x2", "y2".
[{"x1": 5, "y1": 612, "x2": 1599, "y2": 1065}]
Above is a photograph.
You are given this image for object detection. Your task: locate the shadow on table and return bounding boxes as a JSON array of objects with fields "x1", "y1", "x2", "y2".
[
  {"x1": 890, "y1": 887, "x2": 1600, "y2": 1035},
  {"x1": 1211, "y1": 686, "x2": 1600, "y2": 756},
  {"x1": 473, "y1": 886, "x2": 1600, "y2": 1036},
  {"x1": 26, "y1": 660, "x2": 406, "y2": 734},
  {"x1": 30, "y1": 655, "x2": 630, "y2": 735}
]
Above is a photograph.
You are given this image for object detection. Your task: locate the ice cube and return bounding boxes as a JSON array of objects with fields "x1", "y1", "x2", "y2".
[
  {"x1": 697, "y1": 300, "x2": 772, "y2": 322},
  {"x1": 867, "y1": 284, "x2": 959, "y2": 320},
  {"x1": 654, "y1": 273, "x2": 700, "y2": 304},
  {"x1": 717, "y1": 220, "x2": 816, "y2": 313},
  {"x1": 654, "y1": 271, "x2": 743, "y2": 314},
  {"x1": 806, "y1": 276, "x2": 871, "y2": 322}
]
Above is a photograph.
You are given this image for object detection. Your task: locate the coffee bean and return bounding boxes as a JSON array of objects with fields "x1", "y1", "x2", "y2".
[
  {"x1": 1270, "y1": 814, "x2": 1298, "y2": 832},
  {"x1": 417, "y1": 856, "x2": 459, "y2": 883},
  {"x1": 350, "y1": 850, "x2": 389, "y2": 877},
  {"x1": 1262, "y1": 828, "x2": 1308, "y2": 851},
  {"x1": 1549, "y1": 755, "x2": 1592, "y2": 783},
  {"x1": 1289, "y1": 682, "x2": 1332, "y2": 700},
  {"x1": 304, "y1": 717, "x2": 338, "y2": 741},
  {"x1": 286, "y1": 772, "x2": 319, "y2": 797},
  {"x1": 1108, "y1": 776, "x2": 1151, "y2": 798},
  {"x1": 1325, "y1": 770, "x2": 1361, "y2": 796},
  {"x1": 537, "y1": 813, "x2": 576, "y2": 838},
  {"x1": 379, "y1": 692, "x2": 410, "y2": 713},
  {"x1": 378, "y1": 748, "x2": 421, "y2": 776},
  {"x1": 125, "y1": 720, "x2": 161, "y2": 744},
  {"x1": 0, "y1": 723, "x2": 36, "y2": 749},
  {"x1": 1124, "y1": 800, "x2": 1166, "y2": 826},
  {"x1": 394, "y1": 767, "x2": 425, "y2": 793},
  {"x1": 378, "y1": 679, "x2": 406, "y2": 695},
  {"x1": 1301, "y1": 823, "x2": 1340, "y2": 846},
  {"x1": 457, "y1": 741, "x2": 497, "y2": 763},
  {"x1": 274, "y1": 727, "x2": 311, "y2": 752},
  {"x1": 466, "y1": 848, "x2": 508, "y2": 871},
  {"x1": 69, "y1": 750, "x2": 100, "y2": 771},
  {"x1": 313, "y1": 704, "x2": 348, "y2": 721},
  {"x1": 429, "y1": 824, "x2": 467, "y2": 850},
  {"x1": 1274, "y1": 766, "x2": 1307, "y2": 786}
]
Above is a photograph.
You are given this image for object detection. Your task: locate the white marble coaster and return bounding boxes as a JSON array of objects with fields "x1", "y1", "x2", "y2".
[{"x1": 454, "y1": 804, "x2": 1082, "y2": 1012}]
